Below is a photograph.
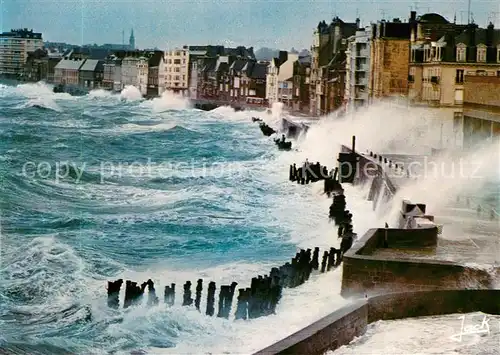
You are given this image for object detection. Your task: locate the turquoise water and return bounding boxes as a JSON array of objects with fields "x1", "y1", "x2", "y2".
[{"x1": 0, "y1": 83, "x2": 348, "y2": 354}]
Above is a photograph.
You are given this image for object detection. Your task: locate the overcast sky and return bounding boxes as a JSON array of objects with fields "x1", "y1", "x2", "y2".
[{"x1": 1, "y1": 0, "x2": 499, "y2": 50}]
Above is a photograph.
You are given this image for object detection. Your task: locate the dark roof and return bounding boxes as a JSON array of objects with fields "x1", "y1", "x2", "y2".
[
  {"x1": 201, "y1": 57, "x2": 217, "y2": 72},
  {"x1": 96, "y1": 60, "x2": 105, "y2": 72},
  {"x1": 455, "y1": 26, "x2": 500, "y2": 46},
  {"x1": 230, "y1": 59, "x2": 247, "y2": 72},
  {"x1": 417, "y1": 13, "x2": 449, "y2": 24},
  {"x1": 147, "y1": 51, "x2": 163, "y2": 66},
  {"x1": 298, "y1": 55, "x2": 311, "y2": 64},
  {"x1": 224, "y1": 46, "x2": 256, "y2": 59},
  {"x1": 27, "y1": 48, "x2": 48, "y2": 59},
  {"x1": 215, "y1": 61, "x2": 229, "y2": 73},
  {"x1": 1, "y1": 28, "x2": 42, "y2": 39},
  {"x1": 249, "y1": 62, "x2": 267, "y2": 79},
  {"x1": 71, "y1": 46, "x2": 111, "y2": 60}
]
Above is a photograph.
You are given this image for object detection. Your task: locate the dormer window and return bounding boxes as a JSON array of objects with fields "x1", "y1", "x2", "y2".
[
  {"x1": 456, "y1": 44, "x2": 466, "y2": 62},
  {"x1": 477, "y1": 45, "x2": 487, "y2": 62},
  {"x1": 497, "y1": 46, "x2": 500, "y2": 63}
]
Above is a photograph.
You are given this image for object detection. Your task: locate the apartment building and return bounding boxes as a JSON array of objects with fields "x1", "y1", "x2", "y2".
[
  {"x1": 345, "y1": 26, "x2": 372, "y2": 114},
  {"x1": 165, "y1": 48, "x2": 189, "y2": 94},
  {"x1": 409, "y1": 13, "x2": 500, "y2": 148},
  {"x1": 121, "y1": 54, "x2": 149, "y2": 96},
  {"x1": 0, "y1": 28, "x2": 43, "y2": 78},
  {"x1": 368, "y1": 18, "x2": 411, "y2": 100}
]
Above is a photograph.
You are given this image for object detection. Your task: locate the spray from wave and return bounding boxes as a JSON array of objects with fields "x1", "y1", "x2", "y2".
[
  {"x1": 119, "y1": 85, "x2": 143, "y2": 102},
  {"x1": 141, "y1": 90, "x2": 191, "y2": 112}
]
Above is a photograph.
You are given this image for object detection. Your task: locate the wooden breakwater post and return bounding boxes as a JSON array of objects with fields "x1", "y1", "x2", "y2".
[
  {"x1": 329, "y1": 193, "x2": 346, "y2": 222},
  {"x1": 107, "y1": 279, "x2": 123, "y2": 309},
  {"x1": 321, "y1": 250, "x2": 328, "y2": 273},
  {"x1": 146, "y1": 279, "x2": 159, "y2": 306},
  {"x1": 164, "y1": 283, "x2": 176, "y2": 306},
  {"x1": 217, "y1": 282, "x2": 238, "y2": 319},
  {"x1": 311, "y1": 247, "x2": 320, "y2": 271},
  {"x1": 124, "y1": 280, "x2": 147, "y2": 308},
  {"x1": 337, "y1": 135, "x2": 358, "y2": 183},
  {"x1": 206, "y1": 281, "x2": 216, "y2": 316},
  {"x1": 235, "y1": 288, "x2": 250, "y2": 320},
  {"x1": 182, "y1": 281, "x2": 193, "y2": 306},
  {"x1": 195, "y1": 279, "x2": 203, "y2": 311}
]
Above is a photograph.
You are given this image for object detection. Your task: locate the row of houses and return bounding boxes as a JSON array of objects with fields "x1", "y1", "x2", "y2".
[
  {"x1": 309, "y1": 11, "x2": 500, "y2": 148},
  {"x1": 21, "y1": 43, "x2": 314, "y2": 109}
]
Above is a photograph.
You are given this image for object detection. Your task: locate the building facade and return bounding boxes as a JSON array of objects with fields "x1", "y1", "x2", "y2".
[
  {"x1": 409, "y1": 13, "x2": 500, "y2": 148},
  {"x1": 121, "y1": 54, "x2": 149, "y2": 95},
  {"x1": 53, "y1": 58, "x2": 85, "y2": 85},
  {"x1": 165, "y1": 48, "x2": 189, "y2": 94},
  {"x1": 0, "y1": 28, "x2": 43, "y2": 78},
  {"x1": 345, "y1": 26, "x2": 372, "y2": 114},
  {"x1": 266, "y1": 51, "x2": 288, "y2": 105},
  {"x1": 309, "y1": 17, "x2": 358, "y2": 116},
  {"x1": 79, "y1": 59, "x2": 104, "y2": 89},
  {"x1": 462, "y1": 74, "x2": 500, "y2": 147},
  {"x1": 368, "y1": 18, "x2": 411, "y2": 101}
]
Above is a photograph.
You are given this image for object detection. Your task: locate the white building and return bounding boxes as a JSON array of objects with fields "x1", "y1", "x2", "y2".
[
  {"x1": 0, "y1": 28, "x2": 43, "y2": 77},
  {"x1": 121, "y1": 55, "x2": 149, "y2": 96},
  {"x1": 266, "y1": 57, "x2": 280, "y2": 105},
  {"x1": 277, "y1": 53, "x2": 299, "y2": 107},
  {"x1": 345, "y1": 26, "x2": 372, "y2": 115},
  {"x1": 164, "y1": 48, "x2": 189, "y2": 94},
  {"x1": 187, "y1": 47, "x2": 208, "y2": 99}
]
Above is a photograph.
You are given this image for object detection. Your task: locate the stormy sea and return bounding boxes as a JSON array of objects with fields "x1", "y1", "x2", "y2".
[
  {"x1": 1, "y1": 82, "x2": 498, "y2": 355},
  {"x1": 0, "y1": 82, "x2": 375, "y2": 354}
]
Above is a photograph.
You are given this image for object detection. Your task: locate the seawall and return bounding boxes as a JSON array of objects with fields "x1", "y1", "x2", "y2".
[
  {"x1": 254, "y1": 289, "x2": 500, "y2": 355},
  {"x1": 254, "y1": 140, "x2": 499, "y2": 355}
]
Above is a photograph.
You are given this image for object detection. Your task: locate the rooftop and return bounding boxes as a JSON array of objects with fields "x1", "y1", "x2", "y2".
[
  {"x1": 79, "y1": 59, "x2": 100, "y2": 71},
  {"x1": 54, "y1": 58, "x2": 85, "y2": 70},
  {"x1": 0, "y1": 28, "x2": 42, "y2": 39}
]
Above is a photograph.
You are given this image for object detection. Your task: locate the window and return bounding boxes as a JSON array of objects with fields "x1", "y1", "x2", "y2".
[
  {"x1": 456, "y1": 44, "x2": 466, "y2": 62},
  {"x1": 497, "y1": 48, "x2": 500, "y2": 63},
  {"x1": 497, "y1": 70, "x2": 500, "y2": 78},
  {"x1": 455, "y1": 69, "x2": 464, "y2": 84},
  {"x1": 477, "y1": 46, "x2": 487, "y2": 62},
  {"x1": 454, "y1": 89, "x2": 463, "y2": 104}
]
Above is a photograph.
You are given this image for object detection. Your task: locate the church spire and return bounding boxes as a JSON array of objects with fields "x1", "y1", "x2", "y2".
[{"x1": 129, "y1": 28, "x2": 135, "y2": 50}]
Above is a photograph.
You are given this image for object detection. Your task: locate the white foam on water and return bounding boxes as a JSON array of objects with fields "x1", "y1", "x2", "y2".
[
  {"x1": 88, "y1": 89, "x2": 114, "y2": 99},
  {"x1": 140, "y1": 90, "x2": 191, "y2": 112},
  {"x1": 119, "y1": 85, "x2": 143, "y2": 102}
]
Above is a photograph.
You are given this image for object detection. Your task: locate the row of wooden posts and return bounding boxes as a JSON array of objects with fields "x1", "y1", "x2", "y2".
[
  {"x1": 289, "y1": 159, "x2": 357, "y2": 255},
  {"x1": 105, "y1": 152, "x2": 356, "y2": 320},
  {"x1": 106, "y1": 242, "x2": 344, "y2": 319}
]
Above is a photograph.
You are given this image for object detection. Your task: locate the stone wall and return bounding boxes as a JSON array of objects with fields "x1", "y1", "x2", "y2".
[
  {"x1": 368, "y1": 290, "x2": 500, "y2": 322},
  {"x1": 340, "y1": 145, "x2": 397, "y2": 209},
  {"x1": 254, "y1": 290, "x2": 500, "y2": 355},
  {"x1": 340, "y1": 228, "x2": 493, "y2": 297},
  {"x1": 253, "y1": 300, "x2": 368, "y2": 355}
]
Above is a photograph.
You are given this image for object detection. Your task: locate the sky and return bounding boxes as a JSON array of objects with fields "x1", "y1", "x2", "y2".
[{"x1": 1, "y1": 0, "x2": 499, "y2": 50}]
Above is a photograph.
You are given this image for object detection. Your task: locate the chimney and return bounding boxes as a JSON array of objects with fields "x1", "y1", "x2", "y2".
[
  {"x1": 410, "y1": 11, "x2": 416, "y2": 22},
  {"x1": 278, "y1": 50, "x2": 288, "y2": 65},
  {"x1": 356, "y1": 18, "x2": 360, "y2": 29},
  {"x1": 486, "y1": 22, "x2": 494, "y2": 46}
]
